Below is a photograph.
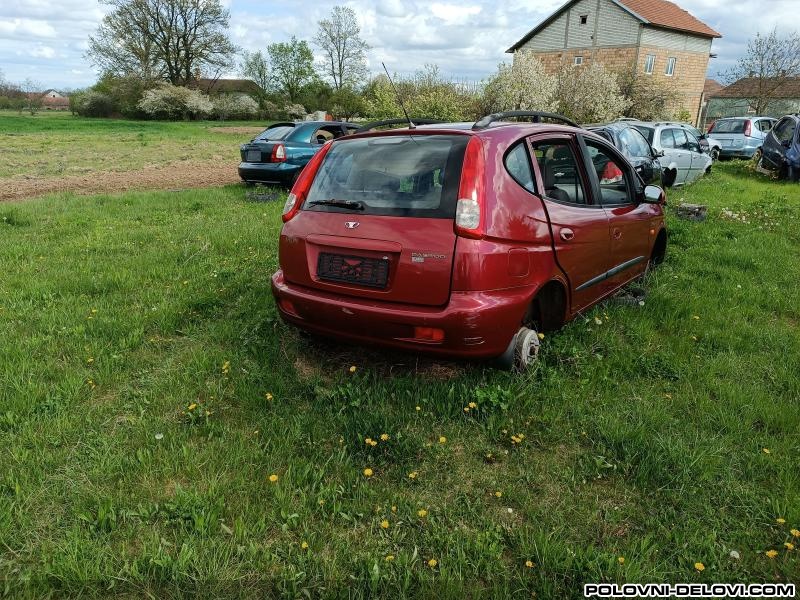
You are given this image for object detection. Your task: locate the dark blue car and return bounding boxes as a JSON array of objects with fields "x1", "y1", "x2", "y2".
[
  {"x1": 760, "y1": 114, "x2": 800, "y2": 181},
  {"x1": 239, "y1": 121, "x2": 360, "y2": 186}
]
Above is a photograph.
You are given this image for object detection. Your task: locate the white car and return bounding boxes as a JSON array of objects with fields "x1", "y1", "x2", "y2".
[{"x1": 630, "y1": 122, "x2": 713, "y2": 187}]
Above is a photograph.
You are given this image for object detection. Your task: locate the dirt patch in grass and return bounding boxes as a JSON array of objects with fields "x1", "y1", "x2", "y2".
[
  {"x1": 208, "y1": 126, "x2": 264, "y2": 136},
  {"x1": 0, "y1": 159, "x2": 241, "y2": 201}
]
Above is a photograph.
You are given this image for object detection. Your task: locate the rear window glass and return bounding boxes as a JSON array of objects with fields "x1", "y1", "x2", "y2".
[
  {"x1": 709, "y1": 120, "x2": 746, "y2": 134},
  {"x1": 304, "y1": 134, "x2": 469, "y2": 219},
  {"x1": 256, "y1": 126, "x2": 294, "y2": 141}
]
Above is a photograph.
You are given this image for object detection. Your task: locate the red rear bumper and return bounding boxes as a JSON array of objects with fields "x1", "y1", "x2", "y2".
[{"x1": 271, "y1": 270, "x2": 533, "y2": 359}]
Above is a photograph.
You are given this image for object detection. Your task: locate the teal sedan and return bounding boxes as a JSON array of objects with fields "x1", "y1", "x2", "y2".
[{"x1": 238, "y1": 121, "x2": 359, "y2": 186}]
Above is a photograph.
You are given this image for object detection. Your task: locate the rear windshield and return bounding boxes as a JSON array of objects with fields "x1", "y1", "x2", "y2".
[
  {"x1": 304, "y1": 134, "x2": 469, "y2": 219},
  {"x1": 256, "y1": 125, "x2": 294, "y2": 141},
  {"x1": 633, "y1": 125, "x2": 654, "y2": 145},
  {"x1": 709, "y1": 120, "x2": 746, "y2": 134}
]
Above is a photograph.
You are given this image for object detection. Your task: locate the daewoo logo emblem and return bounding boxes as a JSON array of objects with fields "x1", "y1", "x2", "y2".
[{"x1": 345, "y1": 221, "x2": 360, "y2": 229}]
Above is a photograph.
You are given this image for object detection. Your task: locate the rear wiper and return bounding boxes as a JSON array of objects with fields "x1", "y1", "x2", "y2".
[{"x1": 307, "y1": 198, "x2": 365, "y2": 210}]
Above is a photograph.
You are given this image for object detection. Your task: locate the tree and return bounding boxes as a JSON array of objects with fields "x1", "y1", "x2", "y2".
[
  {"x1": 616, "y1": 67, "x2": 680, "y2": 121},
  {"x1": 554, "y1": 63, "x2": 629, "y2": 123},
  {"x1": 267, "y1": 36, "x2": 316, "y2": 103},
  {"x1": 87, "y1": 0, "x2": 237, "y2": 85},
  {"x1": 20, "y1": 79, "x2": 42, "y2": 115},
  {"x1": 313, "y1": 6, "x2": 370, "y2": 90},
  {"x1": 485, "y1": 52, "x2": 558, "y2": 113},
  {"x1": 240, "y1": 50, "x2": 270, "y2": 104},
  {"x1": 722, "y1": 28, "x2": 800, "y2": 114}
]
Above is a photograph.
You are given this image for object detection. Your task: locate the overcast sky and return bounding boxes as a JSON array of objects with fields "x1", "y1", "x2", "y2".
[{"x1": 0, "y1": 0, "x2": 797, "y2": 90}]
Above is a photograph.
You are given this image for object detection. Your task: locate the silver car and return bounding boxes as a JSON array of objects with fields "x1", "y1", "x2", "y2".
[
  {"x1": 707, "y1": 117, "x2": 777, "y2": 160},
  {"x1": 630, "y1": 122, "x2": 713, "y2": 187}
]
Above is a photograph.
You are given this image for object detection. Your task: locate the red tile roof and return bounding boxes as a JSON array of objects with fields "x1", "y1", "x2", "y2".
[
  {"x1": 704, "y1": 78, "x2": 724, "y2": 96},
  {"x1": 711, "y1": 77, "x2": 800, "y2": 99},
  {"x1": 618, "y1": 0, "x2": 721, "y2": 38}
]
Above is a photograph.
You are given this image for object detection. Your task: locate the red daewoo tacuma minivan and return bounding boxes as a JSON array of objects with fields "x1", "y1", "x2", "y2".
[{"x1": 271, "y1": 112, "x2": 667, "y2": 370}]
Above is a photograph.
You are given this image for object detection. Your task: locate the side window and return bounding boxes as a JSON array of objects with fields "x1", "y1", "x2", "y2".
[
  {"x1": 672, "y1": 129, "x2": 688, "y2": 149},
  {"x1": 660, "y1": 129, "x2": 676, "y2": 149},
  {"x1": 776, "y1": 119, "x2": 797, "y2": 143},
  {"x1": 619, "y1": 128, "x2": 649, "y2": 158},
  {"x1": 585, "y1": 142, "x2": 633, "y2": 205},
  {"x1": 504, "y1": 143, "x2": 536, "y2": 192},
  {"x1": 529, "y1": 140, "x2": 587, "y2": 205},
  {"x1": 629, "y1": 128, "x2": 653, "y2": 158},
  {"x1": 685, "y1": 131, "x2": 700, "y2": 152},
  {"x1": 758, "y1": 119, "x2": 772, "y2": 133}
]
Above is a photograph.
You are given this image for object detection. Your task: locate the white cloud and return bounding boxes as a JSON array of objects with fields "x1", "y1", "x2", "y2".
[{"x1": 31, "y1": 45, "x2": 56, "y2": 59}]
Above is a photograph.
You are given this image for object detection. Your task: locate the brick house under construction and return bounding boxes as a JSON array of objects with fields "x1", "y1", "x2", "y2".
[{"x1": 506, "y1": 0, "x2": 721, "y2": 124}]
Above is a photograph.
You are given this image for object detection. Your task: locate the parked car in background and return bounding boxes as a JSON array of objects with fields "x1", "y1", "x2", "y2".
[
  {"x1": 707, "y1": 117, "x2": 777, "y2": 160},
  {"x1": 759, "y1": 114, "x2": 800, "y2": 181},
  {"x1": 586, "y1": 122, "x2": 663, "y2": 186},
  {"x1": 659, "y1": 122, "x2": 722, "y2": 160},
  {"x1": 631, "y1": 121, "x2": 713, "y2": 187},
  {"x1": 239, "y1": 121, "x2": 360, "y2": 186},
  {"x1": 272, "y1": 111, "x2": 667, "y2": 371}
]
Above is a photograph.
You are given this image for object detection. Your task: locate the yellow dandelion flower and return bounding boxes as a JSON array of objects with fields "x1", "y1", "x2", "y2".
[
  {"x1": 463, "y1": 407, "x2": 470, "y2": 412},
  {"x1": 766, "y1": 549, "x2": 779, "y2": 559},
  {"x1": 618, "y1": 557, "x2": 625, "y2": 565},
  {"x1": 525, "y1": 560, "x2": 534, "y2": 568},
  {"x1": 188, "y1": 403, "x2": 197, "y2": 411},
  {"x1": 415, "y1": 406, "x2": 421, "y2": 411},
  {"x1": 438, "y1": 436, "x2": 447, "y2": 444},
  {"x1": 363, "y1": 468, "x2": 374, "y2": 477},
  {"x1": 763, "y1": 448, "x2": 772, "y2": 454},
  {"x1": 692, "y1": 315, "x2": 700, "y2": 320},
  {"x1": 537, "y1": 332, "x2": 545, "y2": 340},
  {"x1": 418, "y1": 509, "x2": 428, "y2": 518},
  {"x1": 494, "y1": 491, "x2": 502, "y2": 498},
  {"x1": 301, "y1": 541, "x2": 309, "y2": 550},
  {"x1": 365, "y1": 437, "x2": 374, "y2": 445},
  {"x1": 427, "y1": 558, "x2": 437, "y2": 568},
  {"x1": 265, "y1": 392, "x2": 273, "y2": 401},
  {"x1": 380, "y1": 433, "x2": 390, "y2": 441},
  {"x1": 391, "y1": 505, "x2": 397, "y2": 512},
  {"x1": 268, "y1": 474, "x2": 278, "y2": 483},
  {"x1": 785, "y1": 542, "x2": 795, "y2": 551},
  {"x1": 349, "y1": 365, "x2": 357, "y2": 373},
  {"x1": 694, "y1": 562, "x2": 705, "y2": 572},
  {"x1": 318, "y1": 499, "x2": 325, "y2": 505},
  {"x1": 87, "y1": 357, "x2": 94, "y2": 364},
  {"x1": 776, "y1": 517, "x2": 785, "y2": 524},
  {"x1": 385, "y1": 554, "x2": 395, "y2": 562},
  {"x1": 468, "y1": 402, "x2": 477, "y2": 409},
  {"x1": 790, "y1": 529, "x2": 800, "y2": 537},
  {"x1": 380, "y1": 520, "x2": 390, "y2": 529},
  {"x1": 408, "y1": 471, "x2": 418, "y2": 479}
]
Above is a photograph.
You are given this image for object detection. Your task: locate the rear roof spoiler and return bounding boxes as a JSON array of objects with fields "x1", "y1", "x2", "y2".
[
  {"x1": 355, "y1": 118, "x2": 444, "y2": 133},
  {"x1": 267, "y1": 122, "x2": 296, "y2": 129},
  {"x1": 472, "y1": 111, "x2": 578, "y2": 130}
]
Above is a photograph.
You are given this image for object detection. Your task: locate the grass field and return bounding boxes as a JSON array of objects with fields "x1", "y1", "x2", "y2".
[{"x1": 1, "y1": 133, "x2": 800, "y2": 595}]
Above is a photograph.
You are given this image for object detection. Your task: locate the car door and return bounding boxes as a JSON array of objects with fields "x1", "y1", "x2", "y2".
[
  {"x1": 684, "y1": 131, "x2": 709, "y2": 183},
  {"x1": 580, "y1": 136, "x2": 652, "y2": 291},
  {"x1": 619, "y1": 127, "x2": 659, "y2": 185},
  {"x1": 669, "y1": 128, "x2": 694, "y2": 184},
  {"x1": 659, "y1": 128, "x2": 687, "y2": 186},
  {"x1": 763, "y1": 118, "x2": 795, "y2": 169},
  {"x1": 527, "y1": 135, "x2": 613, "y2": 312}
]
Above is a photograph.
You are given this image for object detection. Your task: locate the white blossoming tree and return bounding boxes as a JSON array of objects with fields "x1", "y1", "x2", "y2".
[
  {"x1": 555, "y1": 62, "x2": 630, "y2": 124},
  {"x1": 137, "y1": 84, "x2": 213, "y2": 120},
  {"x1": 487, "y1": 51, "x2": 559, "y2": 113}
]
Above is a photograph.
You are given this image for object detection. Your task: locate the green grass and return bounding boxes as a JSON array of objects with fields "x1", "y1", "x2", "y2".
[
  {"x1": 1, "y1": 162, "x2": 799, "y2": 597},
  {"x1": 0, "y1": 111, "x2": 266, "y2": 179}
]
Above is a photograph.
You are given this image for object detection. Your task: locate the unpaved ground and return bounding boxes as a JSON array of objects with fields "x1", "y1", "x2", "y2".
[
  {"x1": 207, "y1": 126, "x2": 264, "y2": 135},
  {"x1": 0, "y1": 160, "x2": 242, "y2": 202}
]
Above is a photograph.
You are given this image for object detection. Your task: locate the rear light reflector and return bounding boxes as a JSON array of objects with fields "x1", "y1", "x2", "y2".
[
  {"x1": 282, "y1": 141, "x2": 333, "y2": 222},
  {"x1": 413, "y1": 327, "x2": 445, "y2": 342},
  {"x1": 744, "y1": 120, "x2": 752, "y2": 137},
  {"x1": 454, "y1": 136, "x2": 486, "y2": 239},
  {"x1": 271, "y1": 144, "x2": 286, "y2": 162},
  {"x1": 279, "y1": 298, "x2": 297, "y2": 316}
]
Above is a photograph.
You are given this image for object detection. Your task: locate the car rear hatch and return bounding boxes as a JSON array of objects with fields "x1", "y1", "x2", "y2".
[
  {"x1": 279, "y1": 132, "x2": 471, "y2": 307},
  {"x1": 241, "y1": 124, "x2": 295, "y2": 162},
  {"x1": 708, "y1": 120, "x2": 749, "y2": 148}
]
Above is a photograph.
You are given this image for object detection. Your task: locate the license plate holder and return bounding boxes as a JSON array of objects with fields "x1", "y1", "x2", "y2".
[
  {"x1": 246, "y1": 149, "x2": 261, "y2": 161},
  {"x1": 317, "y1": 253, "x2": 389, "y2": 288}
]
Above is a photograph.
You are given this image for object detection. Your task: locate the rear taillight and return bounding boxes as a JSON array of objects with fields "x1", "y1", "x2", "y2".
[
  {"x1": 282, "y1": 142, "x2": 332, "y2": 223},
  {"x1": 454, "y1": 136, "x2": 486, "y2": 239},
  {"x1": 271, "y1": 143, "x2": 287, "y2": 162},
  {"x1": 744, "y1": 120, "x2": 752, "y2": 137}
]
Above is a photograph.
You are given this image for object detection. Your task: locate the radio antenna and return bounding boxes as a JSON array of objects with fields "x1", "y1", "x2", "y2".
[{"x1": 382, "y1": 62, "x2": 414, "y2": 130}]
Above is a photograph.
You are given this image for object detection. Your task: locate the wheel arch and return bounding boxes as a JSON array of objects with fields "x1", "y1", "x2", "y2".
[{"x1": 524, "y1": 278, "x2": 568, "y2": 332}]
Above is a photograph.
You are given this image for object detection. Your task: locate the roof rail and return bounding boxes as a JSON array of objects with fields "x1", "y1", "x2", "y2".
[
  {"x1": 472, "y1": 111, "x2": 579, "y2": 131},
  {"x1": 355, "y1": 118, "x2": 444, "y2": 133}
]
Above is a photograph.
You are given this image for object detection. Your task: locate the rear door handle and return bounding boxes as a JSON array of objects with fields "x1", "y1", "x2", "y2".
[{"x1": 560, "y1": 228, "x2": 574, "y2": 241}]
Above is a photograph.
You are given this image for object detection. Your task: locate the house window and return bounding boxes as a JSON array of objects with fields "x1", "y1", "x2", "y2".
[
  {"x1": 665, "y1": 57, "x2": 676, "y2": 76},
  {"x1": 574, "y1": 56, "x2": 583, "y2": 66},
  {"x1": 579, "y1": 14, "x2": 588, "y2": 24},
  {"x1": 644, "y1": 54, "x2": 655, "y2": 74}
]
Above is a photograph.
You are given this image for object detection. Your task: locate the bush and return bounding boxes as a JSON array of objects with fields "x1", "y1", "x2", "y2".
[
  {"x1": 92, "y1": 74, "x2": 154, "y2": 118},
  {"x1": 616, "y1": 67, "x2": 680, "y2": 121},
  {"x1": 212, "y1": 94, "x2": 259, "y2": 120},
  {"x1": 555, "y1": 63, "x2": 630, "y2": 123},
  {"x1": 484, "y1": 52, "x2": 558, "y2": 113},
  {"x1": 137, "y1": 84, "x2": 213, "y2": 120},
  {"x1": 283, "y1": 103, "x2": 307, "y2": 120},
  {"x1": 74, "y1": 91, "x2": 115, "y2": 118}
]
